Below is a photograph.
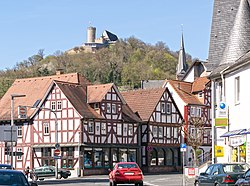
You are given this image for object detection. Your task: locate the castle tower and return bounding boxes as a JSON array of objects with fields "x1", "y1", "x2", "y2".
[
  {"x1": 176, "y1": 32, "x2": 188, "y2": 80},
  {"x1": 87, "y1": 26, "x2": 96, "y2": 43}
]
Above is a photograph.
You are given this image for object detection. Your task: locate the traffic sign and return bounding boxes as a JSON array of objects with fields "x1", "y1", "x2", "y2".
[
  {"x1": 180, "y1": 143, "x2": 186, "y2": 152},
  {"x1": 54, "y1": 149, "x2": 60, "y2": 156},
  {"x1": 18, "y1": 106, "x2": 27, "y2": 119}
]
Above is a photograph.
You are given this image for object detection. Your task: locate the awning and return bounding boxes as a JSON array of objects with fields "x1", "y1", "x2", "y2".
[{"x1": 220, "y1": 129, "x2": 246, "y2": 137}]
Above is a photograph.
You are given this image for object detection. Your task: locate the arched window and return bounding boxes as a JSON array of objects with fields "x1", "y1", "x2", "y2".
[
  {"x1": 150, "y1": 148, "x2": 157, "y2": 166},
  {"x1": 173, "y1": 148, "x2": 179, "y2": 166},
  {"x1": 166, "y1": 148, "x2": 173, "y2": 165},
  {"x1": 158, "y1": 149, "x2": 165, "y2": 165}
]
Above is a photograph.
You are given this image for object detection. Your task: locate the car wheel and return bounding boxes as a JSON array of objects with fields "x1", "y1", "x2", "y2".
[
  {"x1": 194, "y1": 181, "x2": 199, "y2": 186},
  {"x1": 57, "y1": 173, "x2": 62, "y2": 179},
  {"x1": 62, "y1": 175, "x2": 68, "y2": 179}
]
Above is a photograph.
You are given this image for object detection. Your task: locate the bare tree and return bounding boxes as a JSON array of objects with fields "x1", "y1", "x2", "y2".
[{"x1": 181, "y1": 116, "x2": 206, "y2": 167}]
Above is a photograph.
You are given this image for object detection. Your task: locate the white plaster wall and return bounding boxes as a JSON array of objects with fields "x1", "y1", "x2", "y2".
[
  {"x1": 164, "y1": 83, "x2": 186, "y2": 117},
  {"x1": 183, "y1": 68, "x2": 195, "y2": 83},
  {"x1": 224, "y1": 64, "x2": 250, "y2": 131}
]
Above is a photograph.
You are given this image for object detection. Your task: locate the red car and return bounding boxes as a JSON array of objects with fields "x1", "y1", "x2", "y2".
[{"x1": 109, "y1": 162, "x2": 143, "y2": 186}]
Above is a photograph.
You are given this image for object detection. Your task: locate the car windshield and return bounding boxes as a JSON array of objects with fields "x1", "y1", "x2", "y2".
[
  {"x1": 0, "y1": 165, "x2": 12, "y2": 169},
  {"x1": 0, "y1": 172, "x2": 29, "y2": 186},
  {"x1": 223, "y1": 164, "x2": 249, "y2": 173},
  {"x1": 117, "y1": 163, "x2": 138, "y2": 169}
]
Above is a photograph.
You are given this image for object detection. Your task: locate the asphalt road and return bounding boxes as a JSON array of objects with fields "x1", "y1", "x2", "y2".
[{"x1": 37, "y1": 173, "x2": 195, "y2": 186}]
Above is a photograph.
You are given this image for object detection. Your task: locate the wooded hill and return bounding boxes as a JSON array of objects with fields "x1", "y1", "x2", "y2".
[{"x1": 0, "y1": 37, "x2": 192, "y2": 97}]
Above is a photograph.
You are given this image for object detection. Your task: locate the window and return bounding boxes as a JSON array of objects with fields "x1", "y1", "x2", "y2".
[
  {"x1": 124, "y1": 124, "x2": 127, "y2": 134},
  {"x1": 103, "y1": 148, "x2": 110, "y2": 168},
  {"x1": 17, "y1": 126, "x2": 22, "y2": 137},
  {"x1": 128, "y1": 149, "x2": 136, "y2": 162},
  {"x1": 51, "y1": 101, "x2": 56, "y2": 111},
  {"x1": 44, "y1": 123, "x2": 49, "y2": 135},
  {"x1": 166, "y1": 127, "x2": 171, "y2": 138},
  {"x1": 153, "y1": 126, "x2": 158, "y2": 136},
  {"x1": 101, "y1": 123, "x2": 106, "y2": 134},
  {"x1": 17, "y1": 148, "x2": 22, "y2": 160},
  {"x1": 57, "y1": 101, "x2": 62, "y2": 110},
  {"x1": 107, "y1": 103, "x2": 111, "y2": 113},
  {"x1": 198, "y1": 92, "x2": 203, "y2": 98},
  {"x1": 84, "y1": 148, "x2": 93, "y2": 168},
  {"x1": 117, "y1": 124, "x2": 122, "y2": 135},
  {"x1": 159, "y1": 127, "x2": 163, "y2": 138},
  {"x1": 161, "y1": 102, "x2": 166, "y2": 113},
  {"x1": 173, "y1": 127, "x2": 178, "y2": 138},
  {"x1": 128, "y1": 124, "x2": 133, "y2": 136},
  {"x1": 88, "y1": 122, "x2": 94, "y2": 133},
  {"x1": 94, "y1": 149, "x2": 103, "y2": 168},
  {"x1": 235, "y1": 76, "x2": 240, "y2": 104},
  {"x1": 190, "y1": 107, "x2": 195, "y2": 116},
  {"x1": 196, "y1": 107, "x2": 201, "y2": 117},
  {"x1": 166, "y1": 103, "x2": 171, "y2": 114},
  {"x1": 112, "y1": 104, "x2": 116, "y2": 113}
]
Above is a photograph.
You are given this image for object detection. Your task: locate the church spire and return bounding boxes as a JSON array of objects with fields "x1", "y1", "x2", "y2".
[{"x1": 176, "y1": 28, "x2": 188, "y2": 80}]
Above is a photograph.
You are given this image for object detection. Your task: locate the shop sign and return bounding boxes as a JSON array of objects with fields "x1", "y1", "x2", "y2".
[
  {"x1": 215, "y1": 145, "x2": 224, "y2": 157},
  {"x1": 230, "y1": 136, "x2": 246, "y2": 147},
  {"x1": 215, "y1": 118, "x2": 228, "y2": 127}
]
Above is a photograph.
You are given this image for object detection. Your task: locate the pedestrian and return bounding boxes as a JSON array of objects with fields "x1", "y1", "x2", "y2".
[{"x1": 24, "y1": 166, "x2": 30, "y2": 178}]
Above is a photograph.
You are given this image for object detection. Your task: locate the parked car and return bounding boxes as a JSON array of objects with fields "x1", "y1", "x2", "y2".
[
  {"x1": 0, "y1": 169, "x2": 37, "y2": 186},
  {"x1": 109, "y1": 162, "x2": 143, "y2": 186},
  {"x1": 0, "y1": 164, "x2": 14, "y2": 170},
  {"x1": 235, "y1": 167, "x2": 250, "y2": 186},
  {"x1": 194, "y1": 162, "x2": 249, "y2": 186},
  {"x1": 31, "y1": 165, "x2": 71, "y2": 181}
]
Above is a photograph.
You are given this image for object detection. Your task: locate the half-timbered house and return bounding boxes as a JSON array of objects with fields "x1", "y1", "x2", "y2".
[
  {"x1": 163, "y1": 77, "x2": 212, "y2": 166},
  {"x1": 121, "y1": 87, "x2": 183, "y2": 173},
  {"x1": 0, "y1": 73, "x2": 141, "y2": 176}
]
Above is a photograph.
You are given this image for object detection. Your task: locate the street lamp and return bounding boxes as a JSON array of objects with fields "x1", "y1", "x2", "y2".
[{"x1": 10, "y1": 94, "x2": 26, "y2": 168}]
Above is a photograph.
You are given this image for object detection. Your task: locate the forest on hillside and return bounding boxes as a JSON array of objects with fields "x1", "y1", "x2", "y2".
[{"x1": 0, "y1": 37, "x2": 192, "y2": 97}]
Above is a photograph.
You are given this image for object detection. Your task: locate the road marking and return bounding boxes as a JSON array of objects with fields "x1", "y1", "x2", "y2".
[{"x1": 144, "y1": 181, "x2": 159, "y2": 186}]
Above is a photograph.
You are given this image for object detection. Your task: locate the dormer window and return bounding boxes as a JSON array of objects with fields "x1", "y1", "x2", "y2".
[
  {"x1": 161, "y1": 102, "x2": 166, "y2": 113},
  {"x1": 198, "y1": 92, "x2": 203, "y2": 98},
  {"x1": 57, "y1": 101, "x2": 62, "y2": 110},
  {"x1": 94, "y1": 103, "x2": 99, "y2": 109}
]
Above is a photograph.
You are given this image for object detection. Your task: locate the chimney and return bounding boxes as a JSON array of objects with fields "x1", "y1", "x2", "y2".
[{"x1": 56, "y1": 68, "x2": 64, "y2": 75}]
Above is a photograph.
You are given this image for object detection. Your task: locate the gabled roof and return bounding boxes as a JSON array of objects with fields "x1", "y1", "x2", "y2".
[
  {"x1": 121, "y1": 88, "x2": 165, "y2": 121},
  {"x1": 87, "y1": 83, "x2": 113, "y2": 103},
  {"x1": 0, "y1": 73, "x2": 89, "y2": 121},
  {"x1": 55, "y1": 81, "x2": 103, "y2": 119},
  {"x1": 166, "y1": 80, "x2": 203, "y2": 105},
  {"x1": 192, "y1": 77, "x2": 210, "y2": 93},
  {"x1": 87, "y1": 83, "x2": 126, "y2": 104}
]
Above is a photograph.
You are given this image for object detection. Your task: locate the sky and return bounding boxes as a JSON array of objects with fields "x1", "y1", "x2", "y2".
[{"x1": 0, "y1": 0, "x2": 214, "y2": 70}]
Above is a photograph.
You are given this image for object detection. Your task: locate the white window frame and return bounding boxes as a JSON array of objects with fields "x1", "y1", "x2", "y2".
[
  {"x1": 44, "y1": 123, "x2": 49, "y2": 135},
  {"x1": 166, "y1": 103, "x2": 171, "y2": 114},
  {"x1": 235, "y1": 76, "x2": 240, "y2": 104},
  {"x1": 159, "y1": 127, "x2": 163, "y2": 138},
  {"x1": 196, "y1": 107, "x2": 201, "y2": 117},
  {"x1": 107, "y1": 103, "x2": 111, "y2": 113},
  {"x1": 166, "y1": 127, "x2": 171, "y2": 138},
  {"x1": 153, "y1": 126, "x2": 158, "y2": 137},
  {"x1": 57, "y1": 101, "x2": 62, "y2": 110},
  {"x1": 17, "y1": 148, "x2": 22, "y2": 160},
  {"x1": 161, "y1": 102, "x2": 166, "y2": 113},
  {"x1": 112, "y1": 104, "x2": 116, "y2": 113},
  {"x1": 51, "y1": 101, "x2": 56, "y2": 111},
  {"x1": 190, "y1": 107, "x2": 195, "y2": 116},
  {"x1": 101, "y1": 123, "x2": 106, "y2": 134},
  {"x1": 117, "y1": 124, "x2": 122, "y2": 135},
  {"x1": 17, "y1": 126, "x2": 22, "y2": 137},
  {"x1": 128, "y1": 124, "x2": 133, "y2": 136},
  {"x1": 88, "y1": 122, "x2": 94, "y2": 133},
  {"x1": 173, "y1": 127, "x2": 178, "y2": 138}
]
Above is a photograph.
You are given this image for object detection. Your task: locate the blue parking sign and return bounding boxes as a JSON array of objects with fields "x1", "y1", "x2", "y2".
[{"x1": 180, "y1": 143, "x2": 186, "y2": 152}]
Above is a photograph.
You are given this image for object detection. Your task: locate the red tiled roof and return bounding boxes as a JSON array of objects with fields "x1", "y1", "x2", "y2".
[
  {"x1": 0, "y1": 73, "x2": 89, "y2": 121},
  {"x1": 55, "y1": 81, "x2": 103, "y2": 119},
  {"x1": 87, "y1": 83, "x2": 113, "y2": 103},
  {"x1": 121, "y1": 88, "x2": 165, "y2": 121},
  {"x1": 191, "y1": 77, "x2": 210, "y2": 93},
  {"x1": 167, "y1": 80, "x2": 202, "y2": 105}
]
